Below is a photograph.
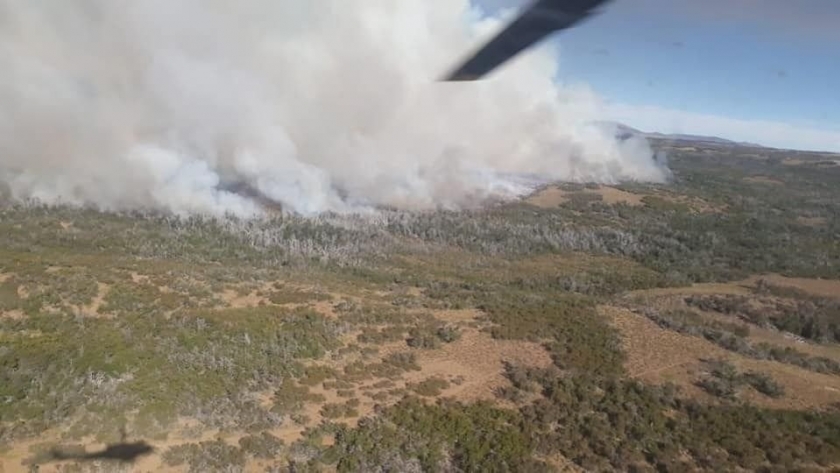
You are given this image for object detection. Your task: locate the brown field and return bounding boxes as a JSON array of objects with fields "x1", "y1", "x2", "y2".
[
  {"x1": 628, "y1": 273, "x2": 840, "y2": 300},
  {"x1": 625, "y1": 280, "x2": 754, "y2": 303},
  {"x1": 3, "y1": 145, "x2": 840, "y2": 473},
  {"x1": 744, "y1": 175, "x2": 785, "y2": 185},
  {"x1": 746, "y1": 274, "x2": 840, "y2": 299},
  {"x1": 596, "y1": 186, "x2": 645, "y2": 205},
  {"x1": 797, "y1": 216, "x2": 828, "y2": 227},
  {"x1": 0, "y1": 298, "x2": 552, "y2": 473},
  {"x1": 605, "y1": 305, "x2": 840, "y2": 410},
  {"x1": 526, "y1": 186, "x2": 570, "y2": 208},
  {"x1": 525, "y1": 185, "x2": 645, "y2": 208},
  {"x1": 612, "y1": 273, "x2": 840, "y2": 413}
]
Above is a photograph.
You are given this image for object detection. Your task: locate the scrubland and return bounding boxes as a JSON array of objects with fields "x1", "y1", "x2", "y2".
[{"x1": 2, "y1": 142, "x2": 840, "y2": 472}]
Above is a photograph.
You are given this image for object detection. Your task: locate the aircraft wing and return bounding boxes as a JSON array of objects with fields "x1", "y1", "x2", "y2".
[{"x1": 443, "y1": 0, "x2": 611, "y2": 81}]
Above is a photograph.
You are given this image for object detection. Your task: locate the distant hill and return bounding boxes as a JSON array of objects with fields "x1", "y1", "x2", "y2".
[{"x1": 594, "y1": 121, "x2": 765, "y2": 148}]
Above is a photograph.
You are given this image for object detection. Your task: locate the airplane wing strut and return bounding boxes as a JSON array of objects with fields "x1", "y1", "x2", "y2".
[{"x1": 442, "y1": 0, "x2": 612, "y2": 81}]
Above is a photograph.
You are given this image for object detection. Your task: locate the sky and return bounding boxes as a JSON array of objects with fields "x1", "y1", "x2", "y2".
[{"x1": 474, "y1": 0, "x2": 840, "y2": 152}]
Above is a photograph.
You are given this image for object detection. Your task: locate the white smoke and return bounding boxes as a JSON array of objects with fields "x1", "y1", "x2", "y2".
[{"x1": 0, "y1": 0, "x2": 670, "y2": 217}]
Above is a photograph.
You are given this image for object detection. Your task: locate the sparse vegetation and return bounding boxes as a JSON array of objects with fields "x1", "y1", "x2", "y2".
[
  {"x1": 320, "y1": 398, "x2": 361, "y2": 419},
  {"x1": 2, "y1": 142, "x2": 840, "y2": 471},
  {"x1": 696, "y1": 359, "x2": 785, "y2": 400},
  {"x1": 409, "y1": 377, "x2": 451, "y2": 397},
  {"x1": 686, "y1": 287, "x2": 840, "y2": 343},
  {"x1": 163, "y1": 439, "x2": 246, "y2": 472},
  {"x1": 634, "y1": 306, "x2": 840, "y2": 374}
]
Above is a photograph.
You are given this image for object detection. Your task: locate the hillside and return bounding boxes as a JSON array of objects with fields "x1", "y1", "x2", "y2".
[
  {"x1": 1, "y1": 141, "x2": 840, "y2": 472},
  {"x1": 595, "y1": 121, "x2": 766, "y2": 148}
]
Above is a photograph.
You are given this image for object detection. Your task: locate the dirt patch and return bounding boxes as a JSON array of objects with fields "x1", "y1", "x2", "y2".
[
  {"x1": 604, "y1": 305, "x2": 840, "y2": 410},
  {"x1": 526, "y1": 185, "x2": 645, "y2": 208},
  {"x1": 265, "y1": 383, "x2": 353, "y2": 445},
  {"x1": 797, "y1": 216, "x2": 827, "y2": 227},
  {"x1": 433, "y1": 308, "x2": 482, "y2": 324},
  {"x1": 604, "y1": 305, "x2": 725, "y2": 397},
  {"x1": 744, "y1": 176, "x2": 784, "y2": 185},
  {"x1": 627, "y1": 280, "x2": 753, "y2": 299},
  {"x1": 743, "y1": 323, "x2": 840, "y2": 364},
  {"x1": 78, "y1": 283, "x2": 110, "y2": 318},
  {"x1": 653, "y1": 191, "x2": 725, "y2": 213},
  {"x1": 220, "y1": 289, "x2": 267, "y2": 309},
  {"x1": 595, "y1": 186, "x2": 644, "y2": 206},
  {"x1": 539, "y1": 453, "x2": 587, "y2": 472},
  {"x1": 129, "y1": 272, "x2": 150, "y2": 284},
  {"x1": 401, "y1": 327, "x2": 553, "y2": 403},
  {"x1": 747, "y1": 274, "x2": 840, "y2": 299},
  {"x1": 526, "y1": 186, "x2": 569, "y2": 208},
  {"x1": 782, "y1": 158, "x2": 805, "y2": 166},
  {"x1": 311, "y1": 300, "x2": 338, "y2": 319},
  {"x1": 0, "y1": 309, "x2": 26, "y2": 320},
  {"x1": 404, "y1": 287, "x2": 423, "y2": 297}
]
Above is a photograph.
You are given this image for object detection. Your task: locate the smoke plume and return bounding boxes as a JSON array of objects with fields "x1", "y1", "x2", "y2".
[{"x1": 0, "y1": 0, "x2": 670, "y2": 217}]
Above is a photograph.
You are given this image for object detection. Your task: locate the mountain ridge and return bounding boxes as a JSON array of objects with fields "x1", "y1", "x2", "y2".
[{"x1": 595, "y1": 121, "x2": 766, "y2": 148}]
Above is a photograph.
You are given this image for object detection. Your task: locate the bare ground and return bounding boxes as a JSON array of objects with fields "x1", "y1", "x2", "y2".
[
  {"x1": 744, "y1": 176, "x2": 785, "y2": 185},
  {"x1": 797, "y1": 216, "x2": 828, "y2": 227},
  {"x1": 525, "y1": 186, "x2": 570, "y2": 208},
  {"x1": 0, "y1": 305, "x2": 553, "y2": 473},
  {"x1": 626, "y1": 279, "x2": 753, "y2": 299},
  {"x1": 604, "y1": 305, "x2": 840, "y2": 410},
  {"x1": 628, "y1": 274, "x2": 840, "y2": 300},
  {"x1": 526, "y1": 185, "x2": 645, "y2": 208},
  {"x1": 746, "y1": 274, "x2": 840, "y2": 299}
]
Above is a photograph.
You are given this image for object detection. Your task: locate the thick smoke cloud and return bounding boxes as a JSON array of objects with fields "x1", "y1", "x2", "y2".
[{"x1": 0, "y1": 0, "x2": 670, "y2": 217}]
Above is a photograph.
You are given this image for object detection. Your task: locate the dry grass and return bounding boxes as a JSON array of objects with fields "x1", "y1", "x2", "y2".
[
  {"x1": 539, "y1": 453, "x2": 587, "y2": 472},
  {"x1": 368, "y1": 323, "x2": 552, "y2": 404},
  {"x1": 626, "y1": 280, "x2": 753, "y2": 299},
  {"x1": 595, "y1": 186, "x2": 645, "y2": 206},
  {"x1": 629, "y1": 274, "x2": 839, "y2": 301},
  {"x1": 652, "y1": 190, "x2": 725, "y2": 213},
  {"x1": 403, "y1": 326, "x2": 553, "y2": 403},
  {"x1": 219, "y1": 289, "x2": 267, "y2": 309},
  {"x1": 0, "y1": 309, "x2": 25, "y2": 320},
  {"x1": 525, "y1": 185, "x2": 644, "y2": 208},
  {"x1": 604, "y1": 305, "x2": 840, "y2": 410},
  {"x1": 80, "y1": 282, "x2": 110, "y2": 318},
  {"x1": 433, "y1": 308, "x2": 482, "y2": 324},
  {"x1": 746, "y1": 274, "x2": 840, "y2": 299},
  {"x1": 525, "y1": 186, "x2": 570, "y2": 208},
  {"x1": 744, "y1": 175, "x2": 785, "y2": 185},
  {"x1": 797, "y1": 216, "x2": 827, "y2": 227},
  {"x1": 0, "y1": 421, "x2": 218, "y2": 473},
  {"x1": 743, "y1": 323, "x2": 840, "y2": 361}
]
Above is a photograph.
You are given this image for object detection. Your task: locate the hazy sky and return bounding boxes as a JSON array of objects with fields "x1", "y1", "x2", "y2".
[{"x1": 474, "y1": 0, "x2": 840, "y2": 151}]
